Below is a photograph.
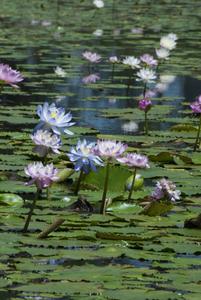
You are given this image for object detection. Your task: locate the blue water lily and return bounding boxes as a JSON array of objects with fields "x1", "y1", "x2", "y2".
[
  {"x1": 67, "y1": 139, "x2": 103, "y2": 174},
  {"x1": 35, "y1": 102, "x2": 75, "y2": 135}
]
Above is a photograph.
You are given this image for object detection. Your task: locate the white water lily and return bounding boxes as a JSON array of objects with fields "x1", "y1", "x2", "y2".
[
  {"x1": 160, "y1": 34, "x2": 177, "y2": 50},
  {"x1": 93, "y1": 29, "x2": 103, "y2": 37},
  {"x1": 122, "y1": 56, "x2": 140, "y2": 69},
  {"x1": 54, "y1": 66, "x2": 66, "y2": 77},
  {"x1": 93, "y1": 0, "x2": 104, "y2": 8},
  {"x1": 136, "y1": 68, "x2": 157, "y2": 83},
  {"x1": 155, "y1": 48, "x2": 170, "y2": 60}
]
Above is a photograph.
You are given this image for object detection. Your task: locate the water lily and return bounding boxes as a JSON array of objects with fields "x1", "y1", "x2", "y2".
[
  {"x1": 0, "y1": 64, "x2": 23, "y2": 88},
  {"x1": 93, "y1": 0, "x2": 104, "y2": 8},
  {"x1": 121, "y1": 121, "x2": 139, "y2": 133},
  {"x1": 67, "y1": 139, "x2": 103, "y2": 195},
  {"x1": 122, "y1": 56, "x2": 140, "y2": 69},
  {"x1": 190, "y1": 95, "x2": 201, "y2": 151},
  {"x1": 82, "y1": 51, "x2": 101, "y2": 63},
  {"x1": 36, "y1": 102, "x2": 74, "y2": 135},
  {"x1": 94, "y1": 140, "x2": 127, "y2": 214},
  {"x1": 93, "y1": 29, "x2": 103, "y2": 37},
  {"x1": 138, "y1": 98, "x2": 152, "y2": 135},
  {"x1": 117, "y1": 153, "x2": 149, "y2": 201},
  {"x1": 136, "y1": 68, "x2": 157, "y2": 84},
  {"x1": 160, "y1": 34, "x2": 177, "y2": 50},
  {"x1": 155, "y1": 48, "x2": 170, "y2": 60},
  {"x1": 152, "y1": 178, "x2": 181, "y2": 202},
  {"x1": 140, "y1": 54, "x2": 158, "y2": 67},
  {"x1": 23, "y1": 162, "x2": 58, "y2": 232},
  {"x1": 82, "y1": 74, "x2": 100, "y2": 84},
  {"x1": 31, "y1": 130, "x2": 61, "y2": 157},
  {"x1": 109, "y1": 56, "x2": 119, "y2": 64},
  {"x1": 54, "y1": 66, "x2": 66, "y2": 77}
]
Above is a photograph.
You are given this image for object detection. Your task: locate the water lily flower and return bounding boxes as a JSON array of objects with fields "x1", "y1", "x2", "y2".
[
  {"x1": 36, "y1": 102, "x2": 75, "y2": 135},
  {"x1": 160, "y1": 34, "x2": 177, "y2": 50},
  {"x1": 93, "y1": 0, "x2": 104, "y2": 8},
  {"x1": 140, "y1": 54, "x2": 158, "y2": 67},
  {"x1": 138, "y1": 98, "x2": 152, "y2": 112},
  {"x1": 82, "y1": 74, "x2": 100, "y2": 84},
  {"x1": 94, "y1": 140, "x2": 127, "y2": 160},
  {"x1": 82, "y1": 51, "x2": 101, "y2": 63},
  {"x1": 54, "y1": 66, "x2": 66, "y2": 77},
  {"x1": 121, "y1": 121, "x2": 139, "y2": 133},
  {"x1": 109, "y1": 56, "x2": 119, "y2": 63},
  {"x1": 152, "y1": 178, "x2": 181, "y2": 202},
  {"x1": 167, "y1": 33, "x2": 178, "y2": 41},
  {"x1": 0, "y1": 64, "x2": 23, "y2": 88},
  {"x1": 155, "y1": 48, "x2": 170, "y2": 60},
  {"x1": 136, "y1": 68, "x2": 157, "y2": 83},
  {"x1": 67, "y1": 139, "x2": 103, "y2": 174},
  {"x1": 122, "y1": 56, "x2": 141, "y2": 69},
  {"x1": 117, "y1": 153, "x2": 149, "y2": 201},
  {"x1": 25, "y1": 162, "x2": 58, "y2": 190},
  {"x1": 93, "y1": 29, "x2": 103, "y2": 36},
  {"x1": 31, "y1": 130, "x2": 61, "y2": 157}
]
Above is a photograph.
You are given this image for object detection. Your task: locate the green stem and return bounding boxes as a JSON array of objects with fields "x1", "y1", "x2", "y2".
[
  {"x1": 100, "y1": 160, "x2": 110, "y2": 214},
  {"x1": 126, "y1": 72, "x2": 132, "y2": 96},
  {"x1": 127, "y1": 168, "x2": 137, "y2": 202},
  {"x1": 46, "y1": 187, "x2": 50, "y2": 200},
  {"x1": 23, "y1": 188, "x2": 40, "y2": 233},
  {"x1": 193, "y1": 115, "x2": 201, "y2": 152},
  {"x1": 143, "y1": 82, "x2": 147, "y2": 98},
  {"x1": 74, "y1": 169, "x2": 84, "y2": 195},
  {"x1": 144, "y1": 111, "x2": 148, "y2": 135},
  {"x1": 111, "y1": 63, "x2": 115, "y2": 82}
]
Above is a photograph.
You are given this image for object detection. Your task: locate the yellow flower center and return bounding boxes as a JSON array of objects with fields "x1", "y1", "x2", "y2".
[{"x1": 50, "y1": 111, "x2": 58, "y2": 119}]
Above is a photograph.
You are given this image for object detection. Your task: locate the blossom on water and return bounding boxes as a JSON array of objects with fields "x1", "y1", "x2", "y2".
[
  {"x1": 82, "y1": 73, "x2": 100, "y2": 84},
  {"x1": 25, "y1": 162, "x2": 58, "y2": 189},
  {"x1": 31, "y1": 130, "x2": 61, "y2": 157},
  {"x1": 93, "y1": 29, "x2": 103, "y2": 37},
  {"x1": 138, "y1": 98, "x2": 152, "y2": 112},
  {"x1": 122, "y1": 121, "x2": 139, "y2": 133},
  {"x1": 109, "y1": 56, "x2": 119, "y2": 63},
  {"x1": 122, "y1": 56, "x2": 141, "y2": 69},
  {"x1": 152, "y1": 178, "x2": 181, "y2": 202},
  {"x1": 140, "y1": 54, "x2": 158, "y2": 67},
  {"x1": 155, "y1": 48, "x2": 170, "y2": 60},
  {"x1": 136, "y1": 68, "x2": 157, "y2": 83},
  {"x1": 94, "y1": 140, "x2": 127, "y2": 159},
  {"x1": 36, "y1": 102, "x2": 74, "y2": 135},
  {"x1": 54, "y1": 66, "x2": 66, "y2": 77},
  {"x1": 160, "y1": 34, "x2": 177, "y2": 50},
  {"x1": 82, "y1": 51, "x2": 101, "y2": 63},
  {"x1": 190, "y1": 95, "x2": 201, "y2": 114},
  {"x1": 0, "y1": 64, "x2": 24, "y2": 88},
  {"x1": 93, "y1": 0, "x2": 104, "y2": 8},
  {"x1": 117, "y1": 153, "x2": 150, "y2": 169},
  {"x1": 67, "y1": 139, "x2": 103, "y2": 173}
]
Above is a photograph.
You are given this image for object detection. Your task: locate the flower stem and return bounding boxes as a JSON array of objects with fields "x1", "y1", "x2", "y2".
[
  {"x1": 127, "y1": 168, "x2": 137, "y2": 202},
  {"x1": 144, "y1": 111, "x2": 148, "y2": 135},
  {"x1": 193, "y1": 115, "x2": 201, "y2": 152},
  {"x1": 74, "y1": 169, "x2": 84, "y2": 195},
  {"x1": 100, "y1": 160, "x2": 110, "y2": 214},
  {"x1": 143, "y1": 82, "x2": 147, "y2": 98},
  {"x1": 111, "y1": 63, "x2": 115, "y2": 83},
  {"x1": 46, "y1": 187, "x2": 50, "y2": 200},
  {"x1": 23, "y1": 188, "x2": 41, "y2": 233},
  {"x1": 126, "y1": 71, "x2": 132, "y2": 96}
]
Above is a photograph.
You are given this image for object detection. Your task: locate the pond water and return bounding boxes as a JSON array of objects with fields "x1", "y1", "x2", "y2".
[{"x1": 1, "y1": 0, "x2": 201, "y2": 299}]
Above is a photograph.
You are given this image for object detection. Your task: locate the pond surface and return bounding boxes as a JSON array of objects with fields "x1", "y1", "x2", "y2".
[{"x1": 1, "y1": 0, "x2": 201, "y2": 299}]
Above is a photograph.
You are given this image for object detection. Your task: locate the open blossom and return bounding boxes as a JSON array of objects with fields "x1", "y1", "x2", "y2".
[
  {"x1": 36, "y1": 102, "x2": 75, "y2": 135},
  {"x1": 109, "y1": 56, "x2": 119, "y2": 63},
  {"x1": 152, "y1": 178, "x2": 181, "y2": 202},
  {"x1": 94, "y1": 140, "x2": 127, "y2": 159},
  {"x1": 117, "y1": 153, "x2": 150, "y2": 169},
  {"x1": 67, "y1": 139, "x2": 103, "y2": 173},
  {"x1": 25, "y1": 162, "x2": 58, "y2": 189},
  {"x1": 138, "y1": 98, "x2": 152, "y2": 112},
  {"x1": 140, "y1": 54, "x2": 158, "y2": 67},
  {"x1": 31, "y1": 130, "x2": 61, "y2": 157},
  {"x1": 93, "y1": 0, "x2": 104, "y2": 8},
  {"x1": 54, "y1": 66, "x2": 66, "y2": 77},
  {"x1": 190, "y1": 95, "x2": 201, "y2": 114},
  {"x1": 160, "y1": 34, "x2": 177, "y2": 50},
  {"x1": 155, "y1": 48, "x2": 170, "y2": 60},
  {"x1": 122, "y1": 56, "x2": 140, "y2": 69},
  {"x1": 122, "y1": 121, "x2": 139, "y2": 133},
  {"x1": 93, "y1": 29, "x2": 103, "y2": 37},
  {"x1": 82, "y1": 74, "x2": 100, "y2": 84},
  {"x1": 82, "y1": 51, "x2": 101, "y2": 63},
  {"x1": 136, "y1": 68, "x2": 157, "y2": 83},
  {"x1": 0, "y1": 64, "x2": 23, "y2": 88}
]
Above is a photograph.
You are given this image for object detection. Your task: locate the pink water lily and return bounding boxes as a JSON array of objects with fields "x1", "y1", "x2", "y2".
[{"x1": 0, "y1": 64, "x2": 23, "y2": 88}]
